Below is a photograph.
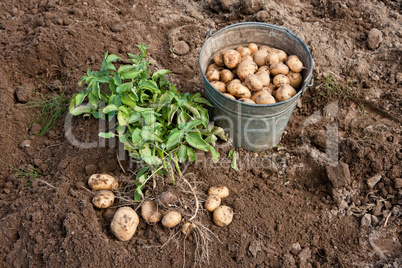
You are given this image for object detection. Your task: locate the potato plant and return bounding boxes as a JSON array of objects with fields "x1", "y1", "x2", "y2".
[{"x1": 69, "y1": 44, "x2": 226, "y2": 201}]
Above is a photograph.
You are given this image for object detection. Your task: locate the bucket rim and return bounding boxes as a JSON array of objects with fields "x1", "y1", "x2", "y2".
[{"x1": 198, "y1": 22, "x2": 314, "y2": 108}]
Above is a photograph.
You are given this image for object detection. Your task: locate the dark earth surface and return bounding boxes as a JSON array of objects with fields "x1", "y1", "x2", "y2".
[{"x1": 0, "y1": 0, "x2": 401, "y2": 267}]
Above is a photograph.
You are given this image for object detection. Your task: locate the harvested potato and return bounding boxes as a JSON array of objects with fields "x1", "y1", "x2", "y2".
[
  {"x1": 240, "y1": 55, "x2": 253, "y2": 62},
  {"x1": 207, "y1": 63, "x2": 224, "y2": 72},
  {"x1": 251, "y1": 89, "x2": 269, "y2": 102},
  {"x1": 287, "y1": 71, "x2": 303, "y2": 89},
  {"x1": 211, "y1": 81, "x2": 226, "y2": 93},
  {"x1": 257, "y1": 66, "x2": 270, "y2": 75},
  {"x1": 227, "y1": 83, "x2": 251, "y2": 99},
  {"x1": 245, "y1": 74, "x2": 263, "y2": 91},
  {"x1": 255, "y1": 69, "x2": 270, "y2": 86},
  {"x1": 248, "y1": 43, "x2": 258, "y2": 53},
  {"x1": 88, "y1": 174, "x2": 118, "y2": 191},
  {"x1": 213, "y1": 205, "x2": 234, "y2": 227},
  {"x1": 265, "y1": 52, "x2": 280, "y2": 65},
  {"x1": 141, "y1": 200, "x2": 163, "y2": 223},
  {"x1": 229, "y1": 79, "x2": 241, "y2": 84},
  {"x1": 265, "y1": 84, "x2": 276, "y2": 94},
  {"x1": 92, "y1": 190, "x2": 115, "y2": 209},
  {"x1": 270, "y1": 62, "x2": 289, "y2": 76},
  {"x1": 220, "y1": 69, "x2": 234, "y2": 83},
  {"x1": 239, "y1": 98, "x2": 256, "y2": 104},
  {"x1": 275, "y1": 49, "x2": 287, "y2": 62},
  {"x1": 111, "y1": 207, "x2": 139, "y2": 241},
  {"x1": 286, "y1": 55, "x2": 303, "y2": 72},
  {"x1": 254, "y1": 93, "x2": 276, "y2": 105},
  {"x1": 182, "y1": 222, "x2": 194, "y2": 235},
  {"x1": 237, "y1": 59, "x2": 258, "y2": 81},
  {"x1": 253, "y1": 49, "x2": 269, "y2": 67},
  {"x1": 275, "y1": 85, "x2": 297, "y2": 102},
  {"x1": 162, "y1": 210, "x2": 182, "y2": 228},
  {"x1": 259, "y1": 45, "x2": 274, "y2": 53},
  {"x1": 237, "y1": 47, "x2": 252, "y2": 58},
  {"x1": 223, "y1": 49, "x2": 241, "y2": 69},
  {"x1": 223, "y1": 93, "x2": 236, "y2": 100},
  {"x1": 158, "y1": 191, "x2": 179, "y2": 207},
  {"x1": 206, "y1": 69, "x2": 220, "y2": 82},
  {"x1": 208, "y1": 185, "x2": 229, "y2": 199},
  {"x1": 204, "y1": 194, "x2": 221, "y2": 212},
  {"x1": 273, "y1": 74, "x2": 290, "y2": 87},
  {"x1": 213, "y1": 53, "x2": 225, "y2": 67}
]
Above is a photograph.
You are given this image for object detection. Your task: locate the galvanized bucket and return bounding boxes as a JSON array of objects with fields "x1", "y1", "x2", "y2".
[{"x1": 199, "y1": 22, "x2": 314, "y2": 151}]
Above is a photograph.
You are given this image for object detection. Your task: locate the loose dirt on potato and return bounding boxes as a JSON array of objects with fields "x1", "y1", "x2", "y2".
[{"x1": 0, "y1": 0, "x2": 401, "y2": 267}]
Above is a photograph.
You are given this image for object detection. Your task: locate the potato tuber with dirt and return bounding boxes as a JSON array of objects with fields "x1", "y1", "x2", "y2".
[
  {"x1": 204, "y1": 194, "x2": 221, "y2": 212},
  {"x1": 92, "y1": 190, "x2": 115, "y2": 209},
  {"x1": 162, "y1": 210, "x2": 182, "y2": 228},
  {"x1": 110, "y1": 207, "x2": 139, "y2": 241},
  {"x1": 213, "y1": 205, "x2": 234, "y2": 227},
  {"x1": 141, "y1": 200, "x2": 163, "y2": 223},
  {"x1": 88, "y1": 174, "x2": 118, "y2": 191},
  {"x1": 208, "y1": 186, "x2": 229, "y2": 199}
]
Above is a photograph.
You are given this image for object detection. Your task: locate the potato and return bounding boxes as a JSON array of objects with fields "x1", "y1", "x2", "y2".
[
  {"x1": 88, "y1": 174, "x2": 118, "y2": 191},
  {"x1": 220, "y1": 69, "x2": 234, "y2": 83},
  {"x1": 92, "y1": 190, "x2": 115, "y2": 209},
  {"x1": 270, "y1": 62, "x2": 289, "y2": 76},
  {"x1": 237, "y1": 47, "x2": 252, "y2": 58},
  {"x1": 211, "y1": 81, "x2": 226, "y2": 93},
  {"x1": 287, "y1": 71, "x2": 303, "y2": 89},
  {"x1": 223, "y1": 93, "x2": 236, "y2": 100},
  {"x1": 204, "y1": 194, "x2": 221, "y2": 212},
  {"x1": 111, "y1": 207, "x2": 139, "y2": 241},
  {"x1": 259, "y1": 45, "x2": 274, "y2": 53},
  {"x1": 255, "y1": 69, "x2": 270, "y2": 86},
  {"x1": 265, "y1": 52, "x2": 280, "y2": 66},
  {"x1": 286, "y1": 55, "x2": 303, "y2": 72},
  {"x1": 265, "y1": 84, "x2": 276, "y2": 94},
  {"x1": 245, "y1": 74, "x2": 263, "y2": 92},
  {"x1": 251, "y1": 89, "x2": 269, "y2": 102},
  {"x1": 207, "y1": 63, "x2": 223, "y2": 72},
  {"x1": 248, "y1": 43, "x2": 258, "y2": 54},
  {"x1": 223, "y1": 49, "x2": 241, "y2": 69},
  {"x1": 208, "y1": 185, "x2": 229, "y2": 199},
  {"x1": 227, "y1": 83, "x2": 251, "y2": 99},
  {"x1": 273, "y1": 74, "x2": 290, "y2": 87},
  {"x1": 275, "y1": 85, "x2": 297, "y2": 102},
  {"x1": 240, "y1": 55, "x2": 253, "y2": 62},
  {"x1": 253, "y1": 49, "x2": 269, "y2": 67},
  {"x1": 275, "y1": 49, "x2": 287, "y2": 62},
  {"x1": 141, "y1": 200, "x2": 163, "y2": 223},
  {"x1": 254, "y1": 93, "x2": 276, "y2": 105},
  {"x1": 213, "y1": 53, "x2": 225, "y2": 67},
  {"x1": 229, "y1": 79, "x2": 241, "y2": 84},
  {"x1": 182, "y1": 222, "x2": 194, "y2": 235},
  {"x1": 206, "y1": 69, "x2": 220, "y2": 82},
  {"x1": 239, "y1": 98, "x2": 256, "y2": 104},
  {"x1": 213, "y1": 205, "x2": 233, "y2": 227},
  {"x1": 257, "y1": 66, "x2": 270, "y2": 75},
  {"x1": 162, "y1": 210, "x2": 182, "y2": 228},
  {"x1": 158, "y1": 191, "x2": 179, "y2": 207},
  {"x1": 237, "y1": 59, "x2": 258, "y2": 81}
]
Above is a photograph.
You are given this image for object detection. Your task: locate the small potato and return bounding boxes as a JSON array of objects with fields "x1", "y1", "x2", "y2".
[
  {"x1": 88, "y1": 174, "x2": 118, "y2": 191},
  {"x1": 158, "y1": 191, "x2": 179, "y2": 207},
  {"x1": 223, "y1": 93, "x2": 236, "y2": 100},
  {"x1": 257, "y1": 66, "x2": 270, "y2": 75},
  {"x1": 162, "y1": 210, "x2": 182, "y2": 228},
  {"x1": 251, "y1": 89, "x2": 269, "y2": 102},
  {"x1": 265, "y1": 84, "x2": 276, "y2": 94},
  {"x1": 245, "y1": 74, "x2": 263, "y2": 92},
  {"x1": 275, "y1": 49, "x2": 287, "y2": 62},
  {"x1": 220, "y1": 69, "x2": 234, "y2": 83},
  {"x1": 273, "y1": 74, "x2": 290, "y2": 87},
  {"x1": 213, "y1": 205, "x2": 234, "y2": 227},
  {"x1": 211, "y1": 81, "x2": 226, "y2": 93},
  {"x1": 204, "y1": 194, "x2": 221, "y2": 212},
  {"x1": 227, "y1": 83, "x2": 251, "y2": 99},
  {"x1": 286, "y1": 55, "x2": 303, "y2": 72},
  {"x1": 254, "y1": 93, "x2": 276, "y2": 105},
  {"x1": 237, "y1": 59, "x2": 258, "y2": 81},
  {"x1": 275, "y1": 85, "x2": 297, "y2": 102},
  {"x1": 265, "y1": 52, "x2": 280, "y2": 65},
  {"x1": 287, "y1": 71, "x2": 303, "y2": 89},
  {"x1": 207, "y1": 63, "x2": 224, "y2": 72},
  {"x1": 223, "y1": 49, "x2": 241, "y2": 69},
  {"x1": 141, "y1": 200, "x2": 163, "y2": 223},
  {"x1": 253, "y1": 50, "x2": 269, "y2": 67},
  {"x1": 237, "y1": 47, "x2": 252, "y2": 58},
  {"x1": 255, "y1": 69, "x2": 270, "y2": 87},
  {"x1": 208, "y1": 185, "x2": 229, "y2": 199},
  {"x1": 239, "y1": 98, "x2": 256, "y2": 104},
  {"x1": 206, "y1": 69, "x2": 220, "y2": 82},
  {"x1": 213, "y1": 53, "x2": 225, "y2": 67},
  {"x1": 248, "y1": 43, "x2": 258, "y2": 54},
  {"x1": 182, "y1": 222, "x2": 194, "y2": 235},
  {"x1": 259, "y1": 45, "x2": 274, "y2": 53},
  {"x1": 228, "y1": 79, "x2": 241, "y2": 84},
  {"x1": 270, "y1": 62, "x2": 289, "y2": 76},
  {"x1": 240, "y1": 55, "x2": 253, "y2": 62},
  {"x1": 92, "y1": 190, "x2": 115, "y2": 209},
  {"x1": 111, "y1": 207, "x2": 139, "y2": 241}
]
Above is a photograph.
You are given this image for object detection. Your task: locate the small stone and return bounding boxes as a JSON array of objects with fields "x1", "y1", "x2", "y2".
[
  {"x1": 15, "y1": 87, "x2": 31, "y2": 103},
  {"x1": 367, "y1": 28, "x2": 383, "y2": 50},
  {"x1": 256, "y1": 10, "x2": 269, "y2": 22},
  {"x1": 249, "y1": 240, "x2": 263, "y2": 258},
  {"x1": 367, "y1": 174, "x2": 382, "y2": 188},
  {"x1": 290, "y1": 243, "x2": 302, "y2": 255},
  {"x1": 110, "y1": 23, "x2": 124, "y2": 33},
  {"x1": 282, "y1": 253, "x2": 297, "y2": 267},
  {"x1": 391, "y1": 206, "x2": 400, "y2": 217},
  {"x1": 394, "y1": 178, "x2": 402, "y2": 189},
  {"x1": 338, "y1": 200, "x2": 349, "y2": 210},
  {"x1": 360, "y1": 213, "x2": 371, "y2": 228},
  {"x1": 298, "y1": 247, "x2": 311, "y2": 267},
  {"x1": 396, "y1": 72, "x2": 402, "y2": 83},
  {"x1": 19, "y1": 140, "x2": 31, "y2": 148},
  {"x1": 241, "y1": 0, "x2": 265, "y2": 15},
  {"x1": 384, "y1": 201, "x2": 392, "y2": 210},
  {"x1": 373, "y1": 202, "x2": 383, "y2": 216},
  {"x1": 84, "y1": 165, "x2": 97, "y2": 176},
  {"x1": 29, "y1": 123, "x2": 42, "y2": 135},
  {"x1": 371, "y1": 215, "x2": 379, "y2": 226},
  {"x1": 173, "y1": 41, "x2": 190, "y2": 56},
  {"x1": 326, "y1": 162, "x2": 351, "y2": 188}
]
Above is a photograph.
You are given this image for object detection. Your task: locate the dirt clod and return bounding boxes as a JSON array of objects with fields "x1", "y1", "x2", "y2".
[{"x1": 326, "y1": 162, "x2": 351, "y2": 189}]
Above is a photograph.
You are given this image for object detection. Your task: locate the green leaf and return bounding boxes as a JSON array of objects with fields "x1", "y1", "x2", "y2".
[
  {"x1": 228, "y1": 150, "x2": 239, "y2": 171},
  {"x1": 187, "y1": 147, "x2": 196, "y2": 162},
  {"x1": 142, "y1": 111, "x2": 156, "y2": 126},
  {"x1": 105, "y1": 63, "x2": 116, "y2": 71},
  {"x1": 70, "y1": 105, "x2": 92, "y2": 116},
  {"x1": 183, "y1": 119, "x2": 204, "y2": 133},
  {"x1": 136, "y1": 44, "x2": 148, "y2": 57},
  {"x1": 141, "y1": 154, "x2": 162, "y2": 165},
  {"x1": 121, "y1": 70, "x2": 141, "y2": 80},
  {"x1": 139, "y1": 80, "x2": 159, "y2": 91},
  {"x1": 204, "y1": 134, "x2": 217, "y2": 146},
  {"x1": 75, "y1": 92, "x2": 87, "y2": 106},
  {"x1": 209, "y1": 146, "x2": 219, "y2": 163},
  {"x1": 178, "y1": 144, "x2": 188, "y2": 163},
  {"x1": 132, "y1": 128, "x2": 141, "y2": 143},
  {"x1": 168, "y1": 104, "x2": 179, "y2": 124},
  {"x1": 113, "y1": 75, "x2": 122, "y2": 86},
  {"x1": 212, "y1": 126, "x2": 227, "y2": 141},
  {"x1": 157, "y1": 93, "x2": 174, "y2": 111},
  {"x1": 87, "y1": 92, "x2": 99, "y2": 109},
  {"x1": 121, "y1": 93, "x2": 137, "y2": 106},
  {"x1": 129, "y1": 113, "x2": 141, "y2": 124},
  {"x1": 103, "y1": 104, "x2": 118, "y2": 114},
  {"x1": 106, "y1": 54, "x2": 121, "y2": 63},
  {"x1": 152, "y1": 69, "x2": 171, "y2": 80},
  {"x1": 166, "y1": 129, "x2": 184, "y2": 150},
  {"x1": 182, "y1": 101, "x2": 201, "y2": 119},
  {"x1": 99, "y1": 132, "x2": 116, "y2": 138},
  {"x1": 185, "y1": 132, "x2": 209, "y2": 151},
  {"x1": 192, "y1": 93, "x2": 212, "y2": 106},
  {"x1": 117, "y1": 110, "x2": 129, "y2": 126},
  {"x1": 116, "y1": 82, "x2": 132, "y2": 93}
]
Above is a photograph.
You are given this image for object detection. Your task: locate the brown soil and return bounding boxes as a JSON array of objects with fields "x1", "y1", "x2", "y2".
[{"x1": 0, "y1": 0, "x2": 401, "y2": 267}]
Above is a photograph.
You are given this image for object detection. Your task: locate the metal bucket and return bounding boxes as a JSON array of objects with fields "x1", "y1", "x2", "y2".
[{"x1": 199, "y1": 22, "x2": 314, "y2": 151}]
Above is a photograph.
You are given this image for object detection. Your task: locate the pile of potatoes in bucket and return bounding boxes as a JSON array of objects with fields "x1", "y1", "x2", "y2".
[
  {"x1": 87, "y1": 174, "x2": 234, "y2": 242},
  {"x1": 206, "y1": 43, "x2": 304, "y2": 104}
]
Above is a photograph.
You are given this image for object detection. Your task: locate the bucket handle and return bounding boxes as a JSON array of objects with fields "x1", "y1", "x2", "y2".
[
  {"x1": 205, "y1": 30, "x2": 214, "y2": 41},
  {"x1": 302, "y1": 77, "x2": 314, "y2": 95}
]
